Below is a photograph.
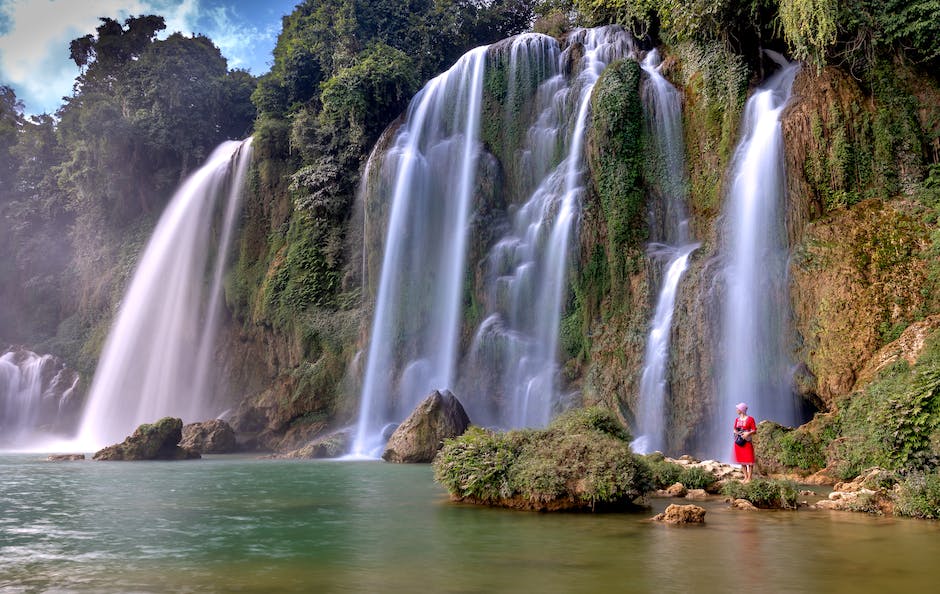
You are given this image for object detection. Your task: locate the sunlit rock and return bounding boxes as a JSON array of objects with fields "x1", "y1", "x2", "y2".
[{"x1": 652, "y1": 504, "x2": 706, "y2": 524}]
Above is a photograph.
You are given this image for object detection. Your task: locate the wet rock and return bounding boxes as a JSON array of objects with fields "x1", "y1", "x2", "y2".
[
  {"x1": 46, "y1": 454, "x2": 85, "y2": 461},
  {"x1": 732, "y1": 498, "x2": 757, "y2": 511},
  {"x1": 652, "y1": 504, "x2": 706, "y2": 524},
  {"x1": 685, "y1": 489, "x2": 709, "y2": 500},
  {"x1": 665, "y1": 483, "x2": 688, "y2": 497},
  {"x1": 93, "y1": 417, "x2": 200, "y2": 461},
  {"x1": 282, "y1": 429, "x2": 352, "y2": 459},
  {"x1": 181, "y1": 419, "x2": 238, "y2": 454},
  {"x1": 383, "y1": 390, "x2": 470, "y2": 463}
]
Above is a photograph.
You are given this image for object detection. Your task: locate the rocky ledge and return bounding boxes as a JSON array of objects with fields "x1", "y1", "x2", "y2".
[{"x1": 93, "y1": 417, "x2": 201, "y2": 461}]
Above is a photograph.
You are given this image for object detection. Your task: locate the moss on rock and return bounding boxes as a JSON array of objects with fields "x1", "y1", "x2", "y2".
[{"x1": 433, "y1": 407, "x2": 653, "y2": 510}]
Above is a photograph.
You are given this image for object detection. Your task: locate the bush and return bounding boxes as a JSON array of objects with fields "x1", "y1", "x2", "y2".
[
  {"x1": 756, "y1": 420, "x2": 826, "y2": 474},
  {"x1": 895, "y1": 471, "x2": 940, "y2": 519},
  {"x1": 678, "y1": 466, "x2": 717, "y2": 490},
  {"x1": 644, "y1": 454, "x2": 683, "y2": 489},
  {"x1": 721, "y1": 478, "x2": 799, "y2": 509},
  {"x1": 433, "y1": 407, "x2": 653, "y2": 510}
]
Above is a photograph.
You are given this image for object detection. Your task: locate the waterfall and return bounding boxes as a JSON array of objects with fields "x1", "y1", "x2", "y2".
[
  {"x1": 76, "y1": 138, "x2": 253, "y2": 449},
  {"x1": 464, "y1": 27, "x2": 636, "y2": 429},
  {"x1": 0, "y1": 349, "x2": 80, "y2": 447},
  {"x1": 712, "y1": 52, "x2": 801, "y2": 459},
  {"x1": 352, "y1": 47, "x2": 489, "y2": 457},
  {"x1": 632, "y1": 50, "x2": 699, "y2": 454}
]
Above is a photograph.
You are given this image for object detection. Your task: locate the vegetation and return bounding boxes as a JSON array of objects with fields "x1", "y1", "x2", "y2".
[
  {"x1": 433, "y1": 407, "x2": 653, "y2": 510},
  {"x1": 755, "y1": 420, "x2": 828, "y2": 475},
  {"x1": 644, "y1": 453, "x2": 717, "y2": 490},
  {"x1": 895, "y1": 471, "x2": 940, "y2": 519},
  {"x1": 721, "y1": 478, "x2": 800, "y2": 509}
]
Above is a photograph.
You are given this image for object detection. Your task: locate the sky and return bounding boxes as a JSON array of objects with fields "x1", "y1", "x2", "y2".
[{"x1": 0, "y1": 0, "x2": 300, "y2": 115}]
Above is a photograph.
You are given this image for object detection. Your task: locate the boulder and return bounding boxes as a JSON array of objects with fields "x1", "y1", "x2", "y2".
[
  {"x1": 383, "y1": 390, "x2": 470, "y2": 463},
  {"x1": 181, "y1": 419, "x2": 238, "y2": 454},
  {"x1": 652, "y1": 504, "x2": 706, "y2": 524},
  {"x1": 93, "y1": 417, "x2": 201, "y2": 461},
  {"x1": 685, "y1": 489, "x2": 709, "y2": 500},
  {"x1": 732, "y1": 498, "x2": 757, "y2": 511},
  {"x1": 665, "y1": 483, "x2": 688, "y2": 497}
]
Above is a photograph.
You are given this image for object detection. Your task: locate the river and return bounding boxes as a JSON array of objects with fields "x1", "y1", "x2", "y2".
[{"x1": 1, "y1": 454, "x2": 937, "y2": 592}]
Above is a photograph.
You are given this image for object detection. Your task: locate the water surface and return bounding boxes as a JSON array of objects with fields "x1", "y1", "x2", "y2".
[{"x1": 2, "y1": 455, "x2": 938, "y2": 592}]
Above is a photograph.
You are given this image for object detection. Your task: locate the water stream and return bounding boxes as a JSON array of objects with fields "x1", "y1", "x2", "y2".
[
  {"x1": 0, "y1": 350, "x2": 79, "y2": 446},
  {"x1": 352, "y1": 47, "x2": 489, "y2": 456},
  {"x1": 632, "y1": 50, "x2": 698, "y2": 454},
  {"x1": 712, "y1": 53, "x2": 801, "y2": 458},
  {"x1": 464, "y1": 27, "x2": 636, "y2": 429},
  {"x1": 76, "y1": 139, "x2": 253, "y2": 449}
]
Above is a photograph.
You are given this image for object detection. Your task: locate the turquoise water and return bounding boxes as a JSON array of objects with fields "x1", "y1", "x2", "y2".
[{"x1": 2, "y1": 454, "x2": 939, "y2": 593}]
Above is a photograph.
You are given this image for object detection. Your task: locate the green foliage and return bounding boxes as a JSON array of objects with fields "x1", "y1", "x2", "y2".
[
  {"x1": 433, "y1": 407, "x2": 654, "y2": 509},
  {"x1": 779, "y1": 0, "x2": 839, "y2": 68},
  {"x1": 678, "y1": 466, "x2": 717, "y2": 490},
  {"x1": 756, "y1": 421, "x2": 827, "y2": 473},
  {"x1": 260, "y1": 212, "x2": 342, "y2": 328},
  {"x1": 644, "y1": 454, "x2": 684, "y2": 488},
  {"x1": 588, "y1": 59, "x2": 645, "y2": 287},
  {"x1": 721, "y1": 478, "x2": 800, "y2": 509},
  {"x1": 827, "y1": 333, "x2": 940, "y2": 478},
  {"x1": 671, "y1": 41, "x2": 748, "y2": 217},
  {"x1": 895, "y1": 470, "x2": 940, "y2": 519}
]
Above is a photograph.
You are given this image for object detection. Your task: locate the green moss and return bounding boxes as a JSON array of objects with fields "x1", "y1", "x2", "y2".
[
  {"x1": 587, "y1": 58, "x2": 645, "y2": 294},
  {"x1": 433, "y1": 407, "x2": 653, "y2": 510}
]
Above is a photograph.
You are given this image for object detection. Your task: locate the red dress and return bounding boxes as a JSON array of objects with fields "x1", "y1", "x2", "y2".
[{"x1": 733, "y1": 415, "x2": 756, "y2": 464}]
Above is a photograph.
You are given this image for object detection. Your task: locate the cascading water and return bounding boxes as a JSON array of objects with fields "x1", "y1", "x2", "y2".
[
  {"x1": 711, "y1": 52, "x2": 801, "y2": 460},
  {"x1": 464, "y1": 27, "x2": 636, "y2": 429},
  {"x1": 352, "y1": 47, "x2": 488, "y2": 457},
  {"x1": 0, "y1": 349, "x2": 80, "y2": 446},
  {"x1": 76, "y1": 139, "x2": 253, "y2": 449},
  {"x1": 632, "y1": 50, "x2": 699, "y2": 454}
]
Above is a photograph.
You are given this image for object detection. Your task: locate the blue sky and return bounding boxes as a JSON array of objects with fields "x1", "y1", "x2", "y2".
[{"x1": 0, "y1": 0, "x2": 300, "y2": 115}]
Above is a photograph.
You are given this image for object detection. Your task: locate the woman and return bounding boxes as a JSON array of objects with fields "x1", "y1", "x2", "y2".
[{"x1": 733, "y1": 402, "x2": 757, "y2": 482}]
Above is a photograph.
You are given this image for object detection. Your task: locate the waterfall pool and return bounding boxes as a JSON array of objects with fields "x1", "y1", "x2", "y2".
[{"x1": 2, "y1": 454, "x2": 937, "y2": 592}]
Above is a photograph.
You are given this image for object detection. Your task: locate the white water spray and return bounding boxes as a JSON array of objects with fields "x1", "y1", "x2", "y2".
[
  {"x1": 712, "y1": 53, "x2": 801, "y2": 459},
  {"x1": 352, "y1": 48, "x2": 488, "y2": 457},
  {"x1": 464, "y1": 27, "x2": 636, "y2": 429},
  {"x1": 632, "y1": 50, "x2": 699, "y2": 454},
  {"x1": 76, "y1": 139, "x2": 253, "y2": 449}
]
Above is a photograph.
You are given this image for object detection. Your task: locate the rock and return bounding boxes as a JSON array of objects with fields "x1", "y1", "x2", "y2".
[
  {"x1": 732, "y1": 498, "x2": 757, "y2": 511},
  {"x1": 282, "y1": 430, "x2": 352, "y2": 459},
  {"x1": 665, "y1": 482, "x2": 688, "y2": 497},
  {"x1": 93, "y1": 417, "x2": 201, "y2": 461},
  {"x1": 180, "y1": 419, "x2": 238, "y2": 454},
  {"x1": 652, "y1": 504, "x2": 706, "y2": 524},
  {"x1": 46, "y1": 454, "x2": 85, "y2": 461},
  {"x1": 382, "y1": 390, "x2": 470, "y2": 463},
  {"x1": 685, "y1": 488, "x2": 709, "y2": 500}
]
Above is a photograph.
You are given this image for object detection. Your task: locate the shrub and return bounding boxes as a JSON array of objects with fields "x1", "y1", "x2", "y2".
[
  {"x1": 678, "y1": 466, "x2": 717, "y2": 490},
  {"x1": 721, "y1": 478, "x2": 799, "y2": 509},
  {"x1": 644, "y1": 454, "x2": 683, "y2": 489},
  {"x1": 756, "y1": 420, "x2": 826, "y2": 474},
  {"x1": 433, "y1": 407, "x2": 654, "y2": 510},
  {"x1": 895, "y1": 471, "x2": 940, "y2": 519}
]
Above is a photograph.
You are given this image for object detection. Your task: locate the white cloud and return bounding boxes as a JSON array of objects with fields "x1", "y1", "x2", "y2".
[
  {"x1": 0, "y1": 0, "x2": 211, "y2": 115},
  {"x1": 199, "y1": 4, "x2": 277, "y2": 72}
]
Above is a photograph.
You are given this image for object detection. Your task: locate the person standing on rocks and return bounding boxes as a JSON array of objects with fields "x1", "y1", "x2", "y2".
[{"x1": 733, "y1": 402, "x2": 757, "y2": 482}]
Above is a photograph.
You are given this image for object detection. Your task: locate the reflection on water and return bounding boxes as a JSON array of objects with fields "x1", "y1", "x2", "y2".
[{"x1": 1, "y1": 455, "x2": 938, "y2": 592}]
